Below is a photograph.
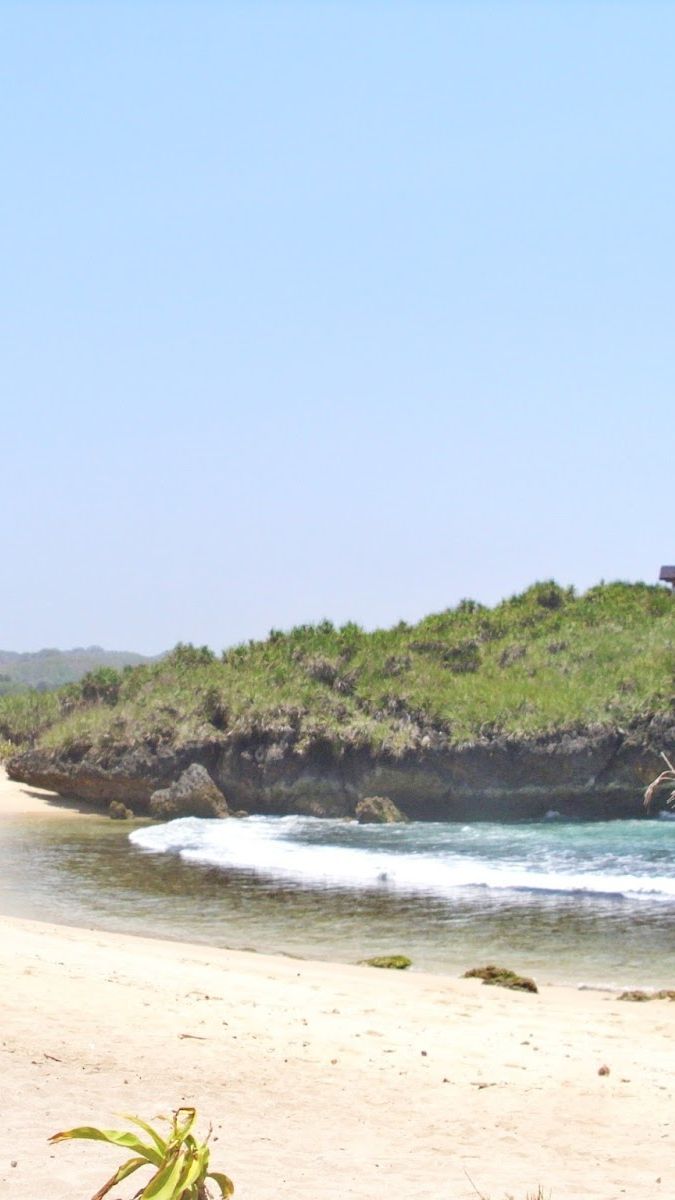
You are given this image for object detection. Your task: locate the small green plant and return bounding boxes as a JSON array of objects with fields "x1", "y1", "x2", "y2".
[{"x1": 49, "y1": 1106, "x2": 233, "y2": 1199}]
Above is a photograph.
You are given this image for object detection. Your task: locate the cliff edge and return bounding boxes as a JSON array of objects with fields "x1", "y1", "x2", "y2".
[{"x1": 4, "y1": 582, "x2": 674, "y2": 820}]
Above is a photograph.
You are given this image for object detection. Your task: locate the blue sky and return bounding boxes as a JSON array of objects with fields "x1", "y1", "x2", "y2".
[{"x1": 2, "y1": 2, "x2": 674, "y2": 654}]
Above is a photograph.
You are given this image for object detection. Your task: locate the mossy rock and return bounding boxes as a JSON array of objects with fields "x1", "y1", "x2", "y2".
[
  {"x1": 463, "y1": 964, "x2": 538, "y2": 993},
  {"x1": 619, "y1": 988, "x2": 675, "y2": 1002},
  {"x1": 359, "y1": 955, "x2": 412, "y2": 970},
  {"x1": 109, "y1": 800, "x2": 133, "y2": 820},
  {"x1": 354, "y1": 795, "x2": 408, "y2": 824}
]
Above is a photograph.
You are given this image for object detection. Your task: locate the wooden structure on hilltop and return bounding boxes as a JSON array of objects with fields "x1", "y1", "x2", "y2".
[{"x1": 659, "y1": 565, "x2": 675, "y2": 591}]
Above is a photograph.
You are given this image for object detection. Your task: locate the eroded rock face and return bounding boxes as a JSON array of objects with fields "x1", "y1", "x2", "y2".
[
  {"x1": 7, "y1": 713, "x2": 675, "y2": 820},
  {"x1": 354, "y1": 795, "x2": 408, "y2": 824},
  {"x1": 149, "y1": 764, "x2": 228, "y2": 820},
  {"x1": 7, "y1": 743, "x2": 190, "y2": 808}
]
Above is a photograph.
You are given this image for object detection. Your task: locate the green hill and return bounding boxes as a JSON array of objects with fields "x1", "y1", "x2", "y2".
[{"x1": 2, "y1": 582, "x2": 673, "y2": 764}]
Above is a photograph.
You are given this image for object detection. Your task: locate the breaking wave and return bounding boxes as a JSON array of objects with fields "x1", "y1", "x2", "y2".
[{"x1": 130, "y1": 814, "x2": 675, "y2": 903}]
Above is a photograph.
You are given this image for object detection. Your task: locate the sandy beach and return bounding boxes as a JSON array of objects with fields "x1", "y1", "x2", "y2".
[
  {"x1": 1, "y1": 773, "x2": 674, "y2": 1199},
  {"x1": 0, "y1": 766, "x2": 95, "y2": 817}
]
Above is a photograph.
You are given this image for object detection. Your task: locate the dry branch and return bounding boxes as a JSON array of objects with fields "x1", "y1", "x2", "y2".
[{"x1": 644, "y1": 752, "x2": 675, "y2": 811}]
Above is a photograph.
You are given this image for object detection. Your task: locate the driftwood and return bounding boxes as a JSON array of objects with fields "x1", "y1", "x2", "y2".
[{"x1": 644, "y1": 752, "x2": 675, "y2": 812}]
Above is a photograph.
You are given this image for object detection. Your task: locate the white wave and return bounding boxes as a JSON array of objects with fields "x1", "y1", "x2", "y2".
[{"x1": 129, "y1": 817, "x2": 675, "y2": 903}]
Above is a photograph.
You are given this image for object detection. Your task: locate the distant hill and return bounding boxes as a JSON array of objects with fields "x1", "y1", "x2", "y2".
[{"x1": 0, "y1": 647, "x2": 152, "y2": 694}]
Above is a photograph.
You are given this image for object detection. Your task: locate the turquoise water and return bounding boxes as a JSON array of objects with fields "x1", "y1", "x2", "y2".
[{"x1": 2, "y1": 810, "x2": 675, "y2": 988}]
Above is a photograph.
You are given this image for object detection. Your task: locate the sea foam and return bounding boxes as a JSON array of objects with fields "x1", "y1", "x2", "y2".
[{"x1": 129, "y1": 814, "x2": 675, "y2": 903}]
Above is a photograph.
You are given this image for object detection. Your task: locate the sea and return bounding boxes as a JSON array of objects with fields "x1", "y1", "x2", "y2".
[{"x1": 3, "y1": 807, "x2": 675, "y2": 990}]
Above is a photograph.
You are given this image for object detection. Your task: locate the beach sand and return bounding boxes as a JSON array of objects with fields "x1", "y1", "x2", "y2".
[
  {"x1": 1, "y1": 772, "x2": 673, "y2": 1199},
  {"x1": 0, "y1": 764, "x2": 94, "y2": 817}
]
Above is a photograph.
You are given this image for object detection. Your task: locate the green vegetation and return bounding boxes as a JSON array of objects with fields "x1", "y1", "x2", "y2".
[
  {"x1": 2, "y1": 581, "x2": 674, "y2": 763},
  {"x1": 49, "y1": 1106, "x2": 234, "y2": 1199},
  {"x1": 359, "y1": 955, "x2": 412, "y2": 969},
  {"x1": 463, "y1": 965, "x2": 538, "y2": 993},
  {"x1": 0, "y1": 689, "x2": 65, "y2": 753}
]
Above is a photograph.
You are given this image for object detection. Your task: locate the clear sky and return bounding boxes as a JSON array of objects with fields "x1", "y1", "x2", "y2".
[{"x1": 2, "y1": 2, "x2": 674, "y2": 654}]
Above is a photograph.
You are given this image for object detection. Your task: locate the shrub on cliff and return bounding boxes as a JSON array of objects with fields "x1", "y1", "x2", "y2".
[
  {"x1": 167, "y1": 643, "x2": 216, "y2": 670},
  {"x1": 0, "y1": 689, "x2": 63, "y2": 747},
  {"x1": 79, "y1": 667, "x2": 121, "y2": 705}
]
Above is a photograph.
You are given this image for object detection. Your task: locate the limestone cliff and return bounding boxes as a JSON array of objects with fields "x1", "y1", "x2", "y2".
[{"x1": 8, "y1": 713, "x2": 674, "y2": 820}]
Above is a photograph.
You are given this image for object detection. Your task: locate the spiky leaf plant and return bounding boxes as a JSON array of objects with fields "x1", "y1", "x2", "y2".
[{"x1": 49, "y1": 1106, "x2": 234, "y2": 1200}]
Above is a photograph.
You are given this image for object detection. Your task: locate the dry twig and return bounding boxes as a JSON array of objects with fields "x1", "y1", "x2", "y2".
[{"x1": 644, "y1": 752, "x2": 675, "y2": 812}]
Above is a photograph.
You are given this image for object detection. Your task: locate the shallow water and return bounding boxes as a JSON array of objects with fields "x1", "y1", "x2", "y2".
[{"x1": 2, "y1": 810, "x2": 675, "y2": 988}]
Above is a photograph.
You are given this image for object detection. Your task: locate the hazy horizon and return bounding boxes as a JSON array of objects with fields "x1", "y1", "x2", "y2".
[{"x1": 3, "y1": 573, "x2": 670, "y2": 658}]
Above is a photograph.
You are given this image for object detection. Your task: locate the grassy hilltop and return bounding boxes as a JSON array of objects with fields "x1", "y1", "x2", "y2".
[{"x1": 1, "y1": 581, "x2": 673, "y2": 764}]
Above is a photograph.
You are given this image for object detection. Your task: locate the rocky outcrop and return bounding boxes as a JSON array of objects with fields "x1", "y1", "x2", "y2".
[
  {"x1": 6, "y1": 741, "x2": 221, "y2": 811},
  {"x1": 355, "y1": 795, "x2": 408, "y2": 823},
  {"x1": 7, "y1": 713, "x2": 675, "y2": 820},
  {"x1": 149, "y1": 764, "x2": 228, "y2": 819}
]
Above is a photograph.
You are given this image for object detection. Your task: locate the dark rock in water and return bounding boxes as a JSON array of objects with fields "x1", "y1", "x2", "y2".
[
  {"x1": 355, "y1": 795, "x2": 408, "y2": 824},
  {"x1": 109, "y1": 800, "x2": 133, "y2": 820},
  {"x1": 149, "y1": 764, "x2": 228, "y2": 820}
]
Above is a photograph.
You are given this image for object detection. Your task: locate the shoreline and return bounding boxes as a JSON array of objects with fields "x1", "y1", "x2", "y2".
[
  {"x1": 2, "y1": 766, "x2": 673, "y2": 994},
  {"x1": 2, "y1": 767, "x2": 674, "y2": 1196},
  {"x1": 0, "y1": 762, "x2": 99, "y2": 818}
]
